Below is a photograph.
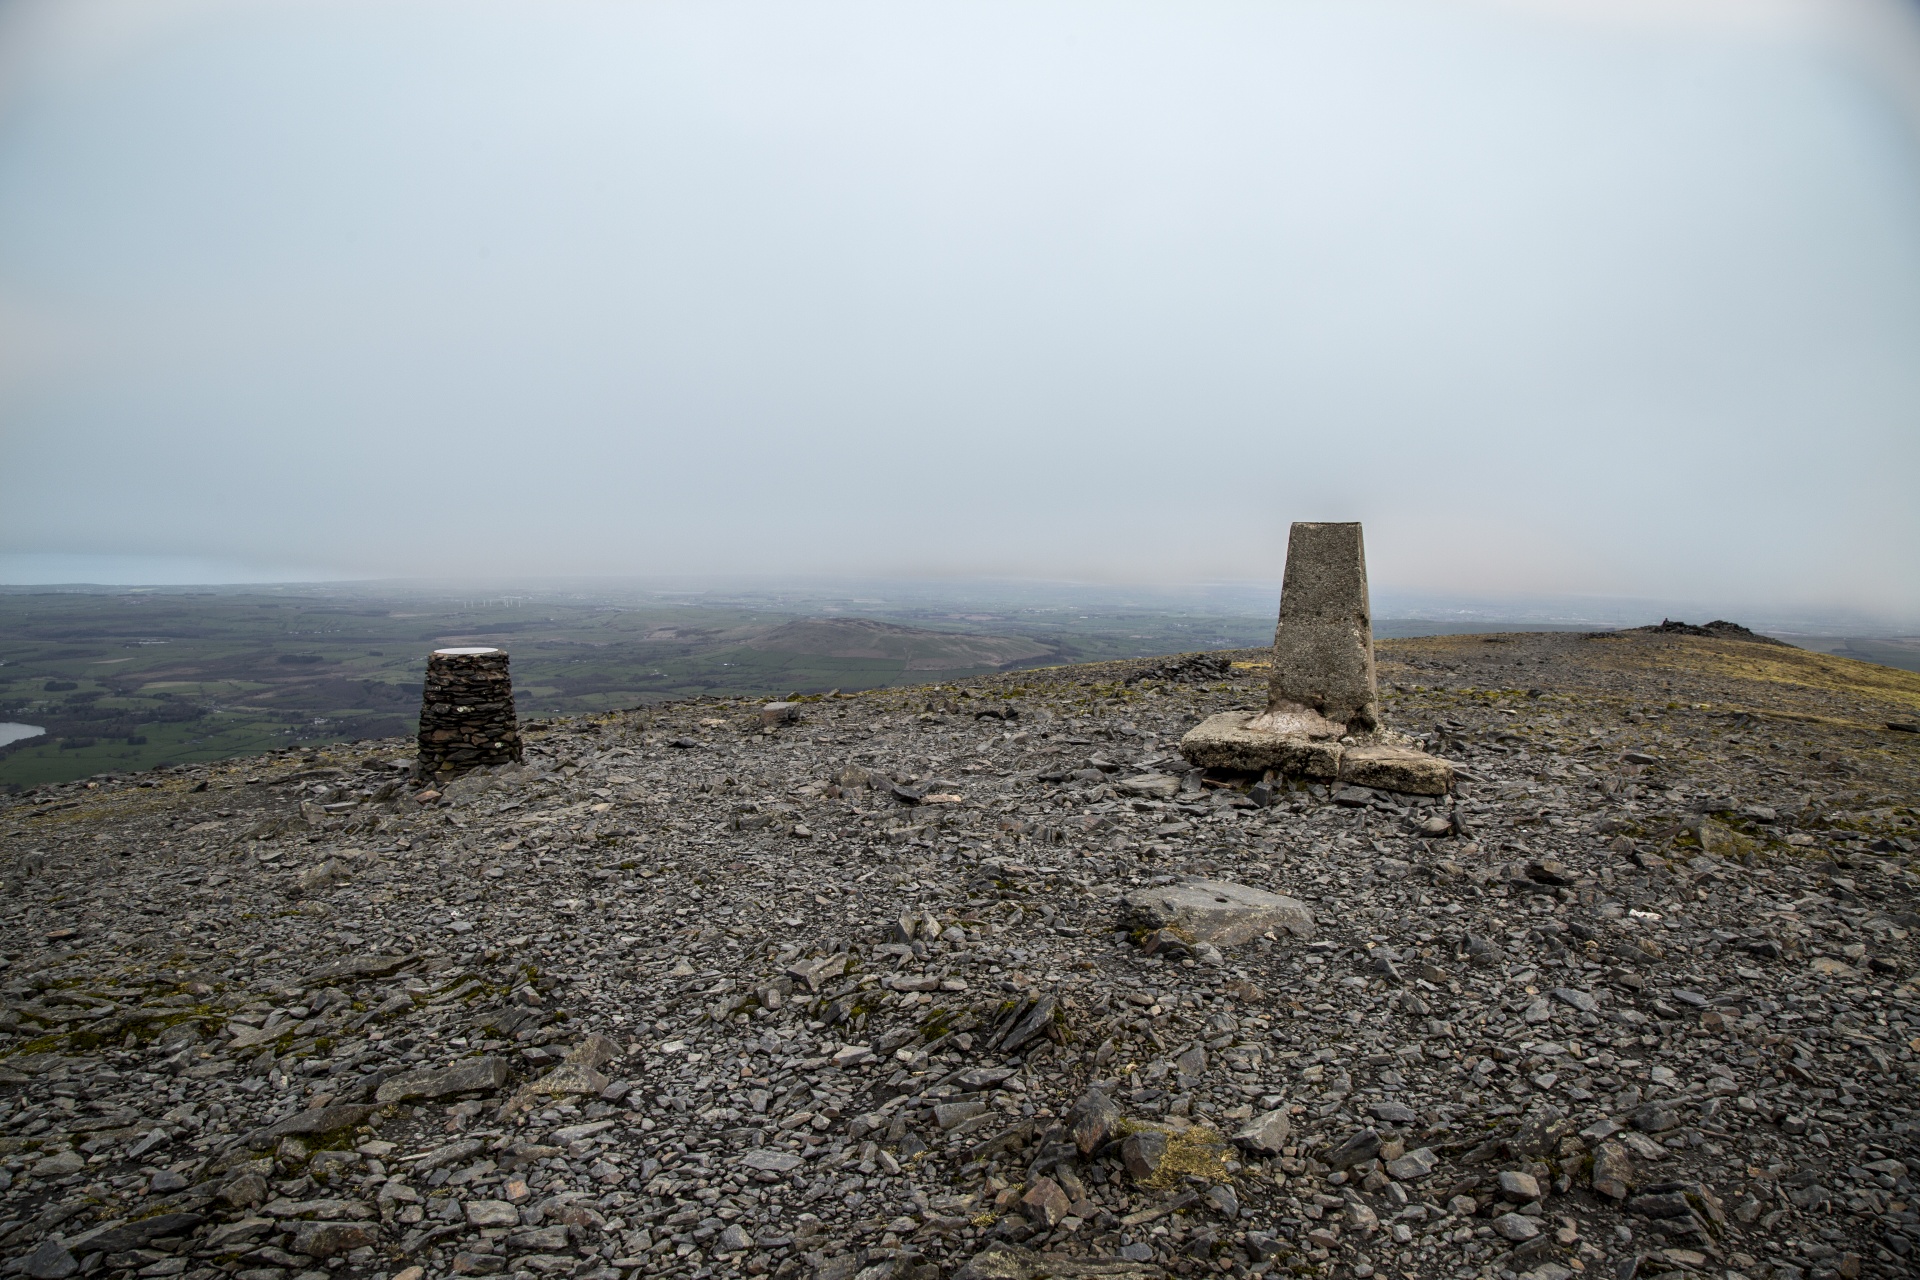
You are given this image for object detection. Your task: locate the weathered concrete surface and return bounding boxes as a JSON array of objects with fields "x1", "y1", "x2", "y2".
[
  {"x1": 1119, "y1": 877, "x2": 1315, "y2": 945},
  {"x1": 1244, "y1": 703, "x2": 1344, "y2": 739},
  {"x1": 1181, "y1": 712, "x2": 1452, "y2": 793},
  {"x1": 1178, "y1": 712, "x2": 1341, "y2": 777},
  {"x1": 1268, "y1": 522, "x2": 1379, "y2": 734},
  {"x1": 1337, "y1": 743, "x2": 1453, "y2": 796}
]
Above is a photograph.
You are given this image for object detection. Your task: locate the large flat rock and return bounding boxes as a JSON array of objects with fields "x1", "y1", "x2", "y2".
[
  {"x1": 1337, "y1": 743, "x2": 1453, "y2": 796},
  {"x1": 1120, "y1": 877, "x2": 1315, "y2": 945},
  {"x1": 1178, "y1": 712, "x2": 1341, "y2": 776},
  {"x1": 1180, "y1": 712, "x2": 1454, "y2": 795}
]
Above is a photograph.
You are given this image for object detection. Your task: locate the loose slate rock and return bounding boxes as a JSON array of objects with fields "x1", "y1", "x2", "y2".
[
  {"x1": 1326, "y1": 1128, "x2": 1382, "y2": 1169},
  {"x1": 740, "y1": 1149, "x2": 806, "y2": 1174},
  {"x1": 1231, "y1": 1108, "x2": 1291, "y2": 1155},
  {"x1": 1122, "y1": 1129, "x2": 1169, "y2": 1180},
  {"x1": 242, "y1": 1103, "x2": 377, "y2": 1149},
  {"x1": 1590, "y1": 1142, "x2": 1634, "y2": 1200},
  {"x1": 19, "y1": 1241, "x2": 77, "y2": 1280},
  {"x1": 1067, "y1": 1088, "x2": 1123, "y2": 1155},
  {"x1": 999, "y1": 996, "x2": 1058, "y2": 1053},
  {"x1": 376, "y1": 1055, "x2": 509, "y2": 1104},
  {"x1": 1367, "y1": 1100, "x2": 1420, "y2": 1126},
  {"x1": 955, "y1": 1241, "x2": 1164, "y2": 1279},
  {"x1": 1492, "y1": 1212, "x2": 1540, "y2": 1242},
  {"x1": 1385, "y1": 1147, "x2": 1437, "y2": 1180},
  {"x1": 3, "y1": 606, "x2": 1915, "y2": 1280},
  {"x1": 1116, "y1": 773, "x2": 1181, "y2": 800},
  {"x1": 78, "y1": 1213, "x2": 207, "y2": 1256},
  {"x1": 291, "y1": 1222, "x2": 379, "y2": 1258},
  {"x1": 1118, "y1": 877, "x2": 1315, "y2": 946},
  {"x1": 303, "y1": 954, "x2": 415, "y2": 984}
]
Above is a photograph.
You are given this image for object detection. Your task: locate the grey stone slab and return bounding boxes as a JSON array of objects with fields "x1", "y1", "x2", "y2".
[
  {"x1": 1177, "y1": 712, "x2": 1341, "y2": 776},
  {"x1": 1338, "y1": 744, "x2": 1452, "y2": 796},
  {"x1": 1232, "y1": 1108, "x2": 1291, "y2": 1154},
  {"x1": 375, "y1": 1055, "x2": 509, "y2": 1104},
  {"x1": 1119, "y1": 877, "x2": 1315, "y2": 945}
]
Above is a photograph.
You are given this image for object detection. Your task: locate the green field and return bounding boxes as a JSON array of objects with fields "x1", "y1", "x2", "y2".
[
  {"x1": 0, "y1": 581, "x2": 1274, "y2": 788},
  {"x1": 8, "y1": 580, "x2": 1907, "y2": 790}
]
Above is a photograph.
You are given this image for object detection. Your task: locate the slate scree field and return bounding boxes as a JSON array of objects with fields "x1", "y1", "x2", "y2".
[{"x1": 2, "y1": 523, "x2": 1919, "y2": 1280}]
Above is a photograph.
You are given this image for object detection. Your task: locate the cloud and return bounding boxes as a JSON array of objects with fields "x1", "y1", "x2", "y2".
[{"x1": 0, "y1": 1, "x2": 1916, "y2": 621}]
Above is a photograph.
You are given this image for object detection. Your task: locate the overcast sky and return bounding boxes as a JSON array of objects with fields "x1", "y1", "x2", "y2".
[{"x1": 2, "y1": 0, "x2": 1918, "y2": 621}]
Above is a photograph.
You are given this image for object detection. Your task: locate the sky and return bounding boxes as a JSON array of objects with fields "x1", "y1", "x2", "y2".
[{"x1": 2, "y1": 0, "x2": 1919, "y2": 624}]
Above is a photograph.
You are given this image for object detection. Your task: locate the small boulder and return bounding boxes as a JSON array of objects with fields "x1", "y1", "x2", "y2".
[
  {"x1": 1590, "y1": 1142, "x2": 1634, "y2": 1200},
  {"x1": 1067, "y1": 1089, "x2": 1122, "y2": 1156},
  {"x1": 1626, "y1": 1191, "x2": 1693, "y2": 1220},
  {"x1": 1497, "y1": 1170, "x2": 1543, "y2": 1201},
  {"x1": 1326, "y1": 1128, "x2": 1381, "y2": 1169},
  {"x1": 20, "y1": 1241, "x2": 76, "y2": 1280},
  {"x1": 465, "y1": 1200, "x2": 521, "y2": 1228},
  {"x1": 30, "y1": 1152, "x2": 86, "y2": 1178},
  {"x1": 1231, "y1": 1108, "x2": 1291, "y2": 1156},
  {"x1": 739, "y1": 1149, "x2": 805, "y2": 1175},
  {"x1": 1384, "y1": 1147, "x2": 1437, "y2": 1181},
  {"x1": 1116, "y1": 774, "x2": 1181, "y2": 800},
  {"x1": 1367, "y1": 1100, "x2": 1419, "y2": 1126},
  {"x1": 1122, "y1": 1129, "x2": 1169, "y2": 1180},
  {"x1": 1119, "y1": 878, "x2": 1315, "y2": 946},
  {"x1": 1021, "y1": 1177, "x2": 1073, "y2": 1228},
  {"x1": 1491, "y1": 1213, "x2": 1539, "y2": 1242}
]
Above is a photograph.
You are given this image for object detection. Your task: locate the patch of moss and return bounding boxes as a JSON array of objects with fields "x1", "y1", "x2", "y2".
[
  {"x1": 1113, "y1": 1118, "x2": 1234, "y2": 1188},
  {"x1": 0, "y1": 1033, "x2": 67, "y2": 1060}
]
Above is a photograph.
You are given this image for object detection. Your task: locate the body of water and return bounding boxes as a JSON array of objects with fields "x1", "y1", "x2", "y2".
[{"x1": 0, "y1": 723, "x2": 47, "y2": 748}]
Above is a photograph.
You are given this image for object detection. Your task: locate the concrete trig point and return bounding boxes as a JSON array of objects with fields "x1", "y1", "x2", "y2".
[{"x1": 1179, "y1": 521, "x2": 1452, "y2": 795}]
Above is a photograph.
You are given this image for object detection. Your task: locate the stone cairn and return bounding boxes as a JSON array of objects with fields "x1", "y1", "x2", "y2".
[
  {"x1": 1179, "y1": 521, "x2": 1453, "y2": 795},
  {"x1": 416, "y1": 647, "x2": 523, "y2": 782}
]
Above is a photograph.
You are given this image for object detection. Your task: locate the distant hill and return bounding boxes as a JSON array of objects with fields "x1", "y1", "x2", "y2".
[{"x1": 741, "y1": 617, "x2": 1053, "y2": 671}]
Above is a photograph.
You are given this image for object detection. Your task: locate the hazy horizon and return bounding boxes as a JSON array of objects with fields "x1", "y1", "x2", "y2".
[
  {"x1": 4, "y1": 0, "x2": 1919, "y2": 619},
  {"x1": 0, "y1": 551, "x2": 1913, "y2": 636}
]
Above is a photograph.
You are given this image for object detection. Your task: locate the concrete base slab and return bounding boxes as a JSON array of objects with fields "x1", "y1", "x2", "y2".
[
  {"x1": 1178, "y1": 712, "x2": 1341, "y2": 777},
  {"x1": 1244, "y1": 702, "x2": 1345, "y2": 739},
  {"x1": 1179, "y1": 711, "x2": 1454, "y2": 795},
  {"x1": 1338, "y1": 743, "x2": 1453, "y2": 796},
  {"x1": 1119, "y1": 876, "x2": 1316, "y2": 945}
]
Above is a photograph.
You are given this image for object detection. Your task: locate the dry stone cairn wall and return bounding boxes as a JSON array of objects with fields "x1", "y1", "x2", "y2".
[{"x1": 415, "y1": 647, "x2": 523, "y2": 781}]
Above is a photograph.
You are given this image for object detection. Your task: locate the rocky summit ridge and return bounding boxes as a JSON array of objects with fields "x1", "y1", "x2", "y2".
[{"x1": 0, "y1": 629, "x2": 1918, "y2": 1280}]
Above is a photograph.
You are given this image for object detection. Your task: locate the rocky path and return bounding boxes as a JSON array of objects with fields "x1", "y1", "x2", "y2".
[{"x1": 0, "y1": 631, "x2": 1917, "y2": 1280}]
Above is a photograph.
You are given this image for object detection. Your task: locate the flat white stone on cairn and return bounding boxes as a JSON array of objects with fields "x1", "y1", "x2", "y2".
[
  {"x1": 416, "y1": 647, "x2": 523, "y2": 782},
  {"x1": 1179, "y1": 521, "x2": 1453, "y2": 795}
]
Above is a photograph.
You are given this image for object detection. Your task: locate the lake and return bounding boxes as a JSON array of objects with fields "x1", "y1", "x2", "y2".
[{"x1": 0, "y1": 723, "x2": 47, "y2": 747}]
